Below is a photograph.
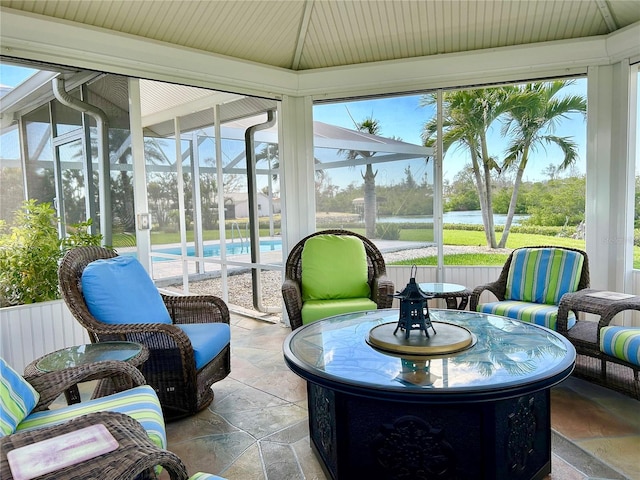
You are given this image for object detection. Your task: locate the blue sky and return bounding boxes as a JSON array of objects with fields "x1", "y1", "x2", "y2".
[
  {"x1": 0, "y1": 64, "x2": 37, "y2": 88},
  {"x1": 314, "y1": 79, "x2": 588, "y2": 184}
]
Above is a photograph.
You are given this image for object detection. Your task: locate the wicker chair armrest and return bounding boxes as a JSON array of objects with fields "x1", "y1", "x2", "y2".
[
  {"x1": 282, "y1": 278, "x2": 303, "y2": 331},
  {"x1": 1, "y1": 411, "x2": 189, "y2": 480},
  {"x1": 598, "y1": 301, "x2": 640, "y2": 329},
  {"x1": 594, "y1": 301, "x2": 640, "y2": 344},
  {"x1": 372, "y1": 275, "x2": 395, "y2": 309},
  {"x1": 469, "y1": 282, "x2": 505, "y2": 311},
  {"x1": 556, "y1": 296, "x2": 573, "y2": 335},
  {"x1": 161, "y1": 294, "x2": 230, "y2": 325},
  {"x1": 79, "y1": 320, "x2": 182, "y2": 337},
  {"x1": 25, "y1": 360, "x2": 146, "y2": 411}
]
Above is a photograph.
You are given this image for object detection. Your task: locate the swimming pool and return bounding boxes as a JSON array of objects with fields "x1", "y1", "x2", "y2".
[{"x1": 151, "y1": 239, "x2": 282, "y2": 261}]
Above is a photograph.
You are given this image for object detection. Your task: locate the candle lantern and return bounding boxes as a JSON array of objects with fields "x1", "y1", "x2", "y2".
[{"x1": 391, "y1": 265, "x2": 436, "y2": 339}]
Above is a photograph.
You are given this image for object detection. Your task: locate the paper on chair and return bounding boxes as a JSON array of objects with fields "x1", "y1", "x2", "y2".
[{"x1": 7, "y1": 423, "x2": 119, "y2": 480}]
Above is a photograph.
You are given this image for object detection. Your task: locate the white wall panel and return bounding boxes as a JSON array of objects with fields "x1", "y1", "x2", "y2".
[{"x1": 0, "y1": 300, "x2": 89, "y2": 373}]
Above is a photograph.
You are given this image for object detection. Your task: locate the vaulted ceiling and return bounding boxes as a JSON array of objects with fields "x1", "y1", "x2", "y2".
[{"x1": 1, "y1": 0, "x2": 639, "y2": 72}]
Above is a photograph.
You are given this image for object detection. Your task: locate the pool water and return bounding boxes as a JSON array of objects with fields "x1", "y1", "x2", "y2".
[{"x1": 151, "y1": 239, "x2": 281, "y2": 261}]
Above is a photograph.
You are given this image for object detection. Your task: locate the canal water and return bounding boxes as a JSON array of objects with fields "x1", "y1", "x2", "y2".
[{"x1": 378, "y1": 210, "x2": 529, "y2": 226}]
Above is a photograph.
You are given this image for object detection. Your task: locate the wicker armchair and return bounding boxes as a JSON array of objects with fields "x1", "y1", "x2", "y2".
[
  {"x1": 2, "y1": 362, "x2": 223, "y2": 479},
  {"x1": 58, "y1": 246, "x2": 231, "y2": 420},
  {"x1": 282, "y1": 229, "x2": 394, "y2": 330},
  {"x1": 2, "y1": 359, "x2": 167, "y2": 479},
  {"x1": 469, "y1": 245, "x2": 590, "y2": 330},
  {"x1": 2, "y1": 411, "x2": 189, "y2": 480}
]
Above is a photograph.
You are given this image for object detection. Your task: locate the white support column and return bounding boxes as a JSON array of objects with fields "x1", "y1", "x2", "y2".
[
  {"x1": 128, "y1": 78, "x2": 151, "y2": 271},
  {"x1": 279, "y1": 95, "x2": 316, "y2": 250},
  {"x1": 174, "y1": 118, "x2": 189, "y2": 292},
  {"x1": 586, "y1": 61, "x2": 636, "y2": 292},
  {"x1": 435, "y1": 90, "x2": 444, "y2": 282},
  {"x1": 278, "y1": 95, "x2": 315, "y2": 326}
]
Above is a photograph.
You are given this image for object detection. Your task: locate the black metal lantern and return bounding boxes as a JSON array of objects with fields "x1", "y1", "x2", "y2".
[{"x1": 391, "y1": 265, "x2": 437, "y2": 339}]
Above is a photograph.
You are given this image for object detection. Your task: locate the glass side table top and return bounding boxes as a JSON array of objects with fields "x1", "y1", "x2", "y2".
[
  {"x1": 36, "y1": 342, "x2": 144, "y2": 372},
  {"x1": 284, "y1": 309, "x2": 575, "y2": 395},
  {"x1": 418, "y1": 282, "x2": 467, "y2": 294}
]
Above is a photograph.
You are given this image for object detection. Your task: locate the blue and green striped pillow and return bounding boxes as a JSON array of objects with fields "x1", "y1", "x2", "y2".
[
  {"x1": 600, "y1": 326, "x2": 640, "y2": 366},
  {"x1": 505, "y1": 248, "x2": 583, "y2": 305},
  {"x1": 0, "y1": 358, "x2": 40, "y2": 437},
  {"x1": 188, "y1": 473, "x2": 227, "y2": 480}
]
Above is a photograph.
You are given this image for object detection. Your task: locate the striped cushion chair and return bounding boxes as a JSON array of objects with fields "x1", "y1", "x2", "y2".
[
  {"x1": 470, "y1": 246, "x2": 590, "y2": 331},
  {"x1": 1, "y1": 358, "x2": 165, "y2": 450}
]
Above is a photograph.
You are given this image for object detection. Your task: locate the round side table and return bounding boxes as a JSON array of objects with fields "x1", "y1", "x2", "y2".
[
  {"x1": 24, "y1": 342, "x2": 149, "y2": 404},
  {"x1": 418, "y1": 282, "x2": 472, "y2": 310}
]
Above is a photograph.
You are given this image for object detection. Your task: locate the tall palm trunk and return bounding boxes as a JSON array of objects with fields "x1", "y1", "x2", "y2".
[
  {"x1": 479, "y1": 135, "x2": 497, "y2": 248},
  {"x1": 470, "y1": 147, "x2": 493, "y2": 247},
  {"x1": 362, "y1": 164, "x2": 377, "y2": 238},
  {"x1": 498, "y1": 150, "x2": 528, "y2": 248}
]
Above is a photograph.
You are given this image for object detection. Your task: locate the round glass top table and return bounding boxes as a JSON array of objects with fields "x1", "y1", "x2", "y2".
[
  {"x1": 284, "y1": 309, "x2": 576, "y2": 480},
  {"x1": 25, "y1": 342, "x2": 148, "y2": 404},
  {"x1": 418, "y1": 282, "x2": 472, "y2": 309},
  {"x1": 34, "y1": 342, "x2": 147, "y2": 372}
]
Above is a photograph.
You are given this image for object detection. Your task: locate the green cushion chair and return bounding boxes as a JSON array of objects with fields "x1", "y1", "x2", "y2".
[
  {"x1": 282, "y1": 229, "x2": 394, "y2": 330},
  {"x1": 470, "y1": 246, "x2": 590, "y2": 331}
]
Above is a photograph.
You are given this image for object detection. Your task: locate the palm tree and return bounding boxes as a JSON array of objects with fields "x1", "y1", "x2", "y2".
[
  {"x1": 422, "y1": 88, "x2": 508, "y2": 248},
  {"x1": 498, "y1": 81, "x2": 586, "y2": 247},
  {"x1": 339, "y1": 116, "x2": 380, "y2": 238}
]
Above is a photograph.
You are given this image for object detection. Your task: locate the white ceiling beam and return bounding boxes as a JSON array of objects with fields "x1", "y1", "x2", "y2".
[
  {"x1": 595, "y1": 0, "x2": 619, "y2": 32},
  {"x1": 292, "y1": 0, "x2": 314, "y2": 70}
]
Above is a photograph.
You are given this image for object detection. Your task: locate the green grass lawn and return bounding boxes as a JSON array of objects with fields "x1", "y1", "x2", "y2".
[{"x1": 390, "y1": 229, "x2": 588, "y2": 266}]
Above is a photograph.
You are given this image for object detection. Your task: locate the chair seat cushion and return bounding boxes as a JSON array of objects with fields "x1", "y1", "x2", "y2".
[
  {"x1": 0, "y1": 358, "x2": 40, "y2": 437},
  {"x1": 301, "y1": 235, "x2": 370, "y2": 301},
  {"x1": 505, "y1": 248, "x2": 584, "y2": 305},
  {"x1": 81, "y1": 256, "x2": 172, "y2": 325},
  {"x1": 176, "y1": 323, "x2": 231, "y2": 370},
  {"x1": 600, "y1": 326, "x2": 640, "y2": 366},
  {"x1": 477, "y1": 300, "x2": 576, "y2": 331},
  {"x1": 301, "y1": 298, "x2": 377, "y2": 325},
  {"x1": 16, "y1": 385, "x2": 166, "y2": 450},
  {"x1": 189, "y1": 473, "x2": 227, "y2": 480}
]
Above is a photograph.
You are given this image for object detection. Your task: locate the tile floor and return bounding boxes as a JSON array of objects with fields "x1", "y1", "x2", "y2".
[{"x1": 164, "y1": 314, "x2": 640, "y2": 480}]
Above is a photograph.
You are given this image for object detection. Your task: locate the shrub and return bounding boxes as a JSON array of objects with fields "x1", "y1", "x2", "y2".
[
  {"x1": 376, "y1": 223, "x2": 401, "y2": 240},
  {"x1": 0, "y1": 200, "x2": 103, "y2": 307}
]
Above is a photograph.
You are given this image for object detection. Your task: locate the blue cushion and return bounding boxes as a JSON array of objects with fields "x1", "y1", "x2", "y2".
[
  {"x1": 477, "y1": 300, "x2": 576, "y2": 331},
  {"x1": 81, "y1": 256, "x2": 172, "y2": 325},
  {"x1": 177, "y1": 323, "x2": 231, "y2": 370},
  {"x1": 0, "y1": 358, "x2": 40, "y2": 437}
]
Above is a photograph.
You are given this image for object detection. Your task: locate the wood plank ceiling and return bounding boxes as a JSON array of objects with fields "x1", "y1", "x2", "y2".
[{"x1": 1, "y1": 0, "x2": 639, "y2": 71}]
